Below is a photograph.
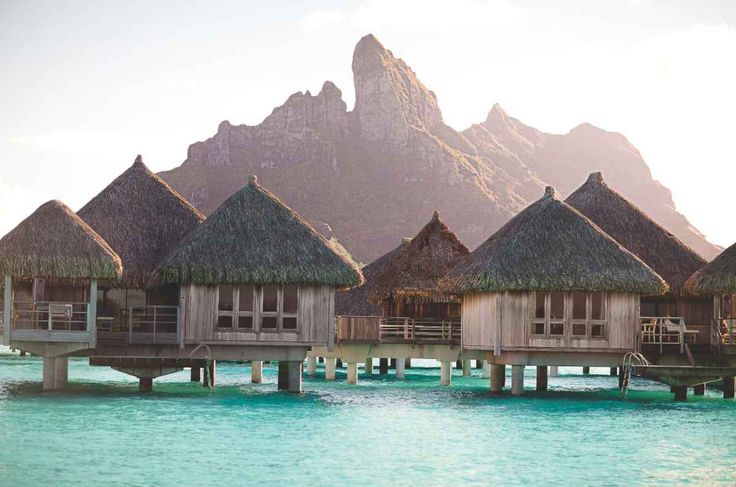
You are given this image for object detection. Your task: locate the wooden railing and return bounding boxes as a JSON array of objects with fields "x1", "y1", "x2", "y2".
[
  {"x1": 337, "y1": 315, "x2": 461, "y2": 345},
  {"x1": 11, "y1": 301, "x2": 89, "y2": 332},
  {"x1": 713, "y1": 318, "x2": 736, "y2": 347},
  {"x1": 639, "y1": 317, "x2": 697, "y2": 353},
  {"x1": 128, "y1": 306, "x2": 179, "y2": 345}
]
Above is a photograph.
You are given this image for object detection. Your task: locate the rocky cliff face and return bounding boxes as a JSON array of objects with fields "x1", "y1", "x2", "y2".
[{"x1": 160, "y1": 34, "x2": 719, "y2": 263}]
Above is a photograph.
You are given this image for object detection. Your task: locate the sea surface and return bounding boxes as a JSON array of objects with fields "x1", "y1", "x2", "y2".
[{"x1": 0, "y1": 347, "x2": 734, "y2": 486}]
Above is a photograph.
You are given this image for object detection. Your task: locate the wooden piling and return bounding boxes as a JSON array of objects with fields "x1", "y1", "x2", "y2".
[
  {"x1": 208, "y1": 361, "x2": 217, "y2": 387},
  {"x1": 139, "y1": 377, "x2": 153, "y2": 392},
  {"x1": 694, "y1": 383, "x2": 706, "y2": 396},
  {"x1": 673, "y1": 386, "x2": 687, "y2": 401},
  {"x1": 278, "y1": 361, "x2": 289, "y2": 390},
  {"x1": 379, "y1": 358, "x2": 389, "y2": 375},
  {"x1": 491, "y1": 364, "x2": 505, "y2": 394},
  {"x1": 723, "y1": 376, "x2": 735, "y2": 399},
  {"x1": 610, "y1": 367, "x2": 617, "y2": 376},
  {"x1": 582, "y1": 366, "x2": 590, "y2": 375},
  {"x1": 190, "y1": 367, "x2": 201, "y2": 382},
  {"x1": 536, "y1": 366, "x2": 548, "y2": 392}
]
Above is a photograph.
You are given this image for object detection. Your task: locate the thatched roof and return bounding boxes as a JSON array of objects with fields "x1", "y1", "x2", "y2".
[
  {"x1": 0, "y1": 200, "x2": 122, "y2": 281},
  {"x1": 566, "y1": 172, "x2": 706, "y2": 296},
  {"x1": 154, "y1": 175, "x2": 362, "y2": 287},
  {"x1": 685, "y1": 243, "x2": 736, "y2": 295},
  {"x1": 335, "y1": 238, "x2": 410, "y2": 315},
  {"x1": 369, "y1": 211, "x2": 469, "y2": 303},
  {"x1": 78, "y1": 155, "x2": 205, "y2": 288},
  {"x1": 441, "y1": 187, "x2": 668, "y2": 294}
]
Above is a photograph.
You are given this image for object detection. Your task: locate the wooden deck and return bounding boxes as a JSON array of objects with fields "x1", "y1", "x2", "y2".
[{"x1": 337, "y1": 316, "x2": 460, "y2": 345}]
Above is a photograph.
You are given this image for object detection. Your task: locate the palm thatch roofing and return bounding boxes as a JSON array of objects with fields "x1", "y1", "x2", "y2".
[
  {"x1": 441, "y1": 187, "x2": 668, "y2": 294},
  {"x1": 566, "y1": 172, "x2": 706, "y2": 296},
  {"x1": 0, "y1": 200, "x2": 122, "y2": 281},
  {"x1": 369, "y1": 211, "x2": 469, "y2": 303},
  {"x1": 78, "y1": 155, "x2": 205, "y2": 288},
  {"x1": 153, "y1": 175, "x2": 363, "y2": 287},
  {"x1": 335, "y1": 238, "x2": 411, "y2": 316},
  {"x1": 685, "y1": 243, "x2": 736, "y2": 296}
]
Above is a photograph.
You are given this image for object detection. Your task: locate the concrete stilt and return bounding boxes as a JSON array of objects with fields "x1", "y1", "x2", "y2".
[
  {"x1": 536, "y1": 366, "x2": 548, "y2": 392},
  {"x1": 278, "y1": 361, "x2": 289, "y2": 390},
  {"x1": 462, "y1": 359, "x2": 471, "y2": 377},
  {"x1": 549, "y1": 366, "x2": 559, "y2": 377},
  {"x1": 208, "y1": 361, "x2": 217, "y2": 387},
  {"x1": 190, "y1": 367, "x2": 201, "y2": 382},
  {"x1": 54, "y1": 356, "x2": 68, "y2": 390},
  {"x1": 325, "y1": 357, "x2": 336, "y2": 380},
  {"x1": 694, "y1": 383, "x2": 706, "y2": 396},
  {"x1": 723, "y1": 376, "x2": 735, "y2": 399},
  {"x1": 288, "y1": 361, "x2": 303, "y2": 393},
  {"x1": 364, "y1": 357, "x2": 373, "y2": 375},
  {"x1": 252, "y1": 360, "x2": 263, "y2": 383},
  {"x1": 482, "y1": 361, "x2": 491, "y2": 379},
  {"x1": 582, "y1": 366, "x2": 590, "y2": 375},
  {"x1": 491, "y1": 364, "x2": 505, "y2": 393},
  {"x1": 347, "y1": 362, "x2": 358, "y2": 385},
  {"x1": 42, "y1": 357, "x2": 57, "y2": 391},
  {"x1": 139, "y1": 377, "x2": 153, "y2": 392},
  {"x1": 610, "y1": 367, "x2": 618, "y2": 376},
  {"x1": 306, "y1": 356, "x2": 317, "y2": 377},
  {"x1": 511, "y1": 365, "x2": 525, "y2": 395},
  {"x1": 379, "y1": 358, "x2": 389, "y2": 375},
  {"x1": 395, "y1": 357, "x2": 405, "y2": 380},
  {"x1": 440, "y1": 361, "x2": 452, "y2": 386},
  {"x1": 673, "y1": 386, "x2": 687, "y2": 401}
]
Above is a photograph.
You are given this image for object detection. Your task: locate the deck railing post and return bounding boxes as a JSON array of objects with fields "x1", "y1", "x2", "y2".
[
  {"x1": 88, "y1": 279, "x2": 97, "y2": 348},
  {"x1": 680, "y1": 319, "x2": 685, "y2": 354},
  {"x1": 3, "y1": 274, "x2": 11, "y2": 345},
  {"x1": 128, "y1": 307, "x2": 133, "y2": 344},
  {"x1": 152, "y1": 306, "x2": 157, "y2": 344}
]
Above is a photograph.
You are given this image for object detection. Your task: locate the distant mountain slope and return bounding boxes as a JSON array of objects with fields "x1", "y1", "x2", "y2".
[{"x1": 160, "y1": 34, "x2": 719, "y2": 263}]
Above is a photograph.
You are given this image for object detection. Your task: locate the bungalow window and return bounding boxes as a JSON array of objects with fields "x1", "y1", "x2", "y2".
[
  {"x1": 261, "y1": 285, "x2": 279, "y2": 330},
  {"x1": 238, "y1": 284, "x2": 255, "y2": 330},
  {"x1": 282, "y1": 285, "x2": 298, "y2": 330},
  {"x1": 549, "y1": 292, "x2": 565, "y2": 335},
  {"x1": 217, "y1": 284, "x2": 234, "y2": 328},
  {"x1": 259, "y1": 285, "x2": 299, "y2": 332},
  {"x1": 530, "y1": 291, "x2": 607, "y2": 339},
  {"x1": 532, "y1": 293, "x2": 546, "y2": 335}
]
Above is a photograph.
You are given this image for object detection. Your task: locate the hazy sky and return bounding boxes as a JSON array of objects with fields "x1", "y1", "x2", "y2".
[{"x1": 1, "y1": 0, "x2": 735, "y2": 249}]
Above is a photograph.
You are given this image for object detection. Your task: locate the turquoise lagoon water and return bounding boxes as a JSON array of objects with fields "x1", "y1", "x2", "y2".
[{"x1": 0, "y1": 348, "x2": 734, "y2": 486}]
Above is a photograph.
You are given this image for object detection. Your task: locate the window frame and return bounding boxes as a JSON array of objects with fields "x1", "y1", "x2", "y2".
[
  {"x1": 216, "y1": 285, "x2": 300, "y2": 333},
  {"x1": 529, "y1": 291, "x2": 608, "y2": 339}
]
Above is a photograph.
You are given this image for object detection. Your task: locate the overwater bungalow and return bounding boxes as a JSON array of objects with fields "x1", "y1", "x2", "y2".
[
  {"x1": 151, "y1": 174, "x2": 362, "y2": 391},
  {"x1": 441, "y1": 186, "x2": 668, "y2": 394},
  {"x1": 329, "y1": 211, "x2": 469, "y2": 383},
  {"x1": 0, "y1": 200, "x2": 122, "y2": 390},
  {"x1": 566, "y1": 172, "x2": 709, "y2": 354},
  {"x1": 77, "y1": 155, "x2": 205, "y2": 347}
]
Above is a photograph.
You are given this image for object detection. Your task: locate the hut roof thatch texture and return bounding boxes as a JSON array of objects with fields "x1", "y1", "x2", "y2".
[
  {"x1": 154, "y1": 175, "x2": 363, "y2": 287},
  {"x1": 566, "y1": 172, "x2": 706, "y2": 296},
  {"x1": 441, "y1": 187, "x2": 668, "y2": 294},
  {"x1": 685, "y1": 243, "x2": 736, "y2": 296},
  {"x1": 78, "y1": 155, "x2": 205, "y2": 288},
  {"x1": 0, "y1": 200, "x2": 122, "y2": 281},
  {"x1": 369, "y1": 211, "x2": 469, "y2": 302},
  {"x1": 335, "y1": 239, "x2": 410, "y2": 315}
]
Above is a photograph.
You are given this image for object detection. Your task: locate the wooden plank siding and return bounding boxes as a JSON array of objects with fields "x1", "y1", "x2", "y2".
[
  {"x1": 180, "y1": 284, "x2": 333, "y2": 346},
  {"x1": 462, "y1": 291, "x2": 640, "y2": 352}
]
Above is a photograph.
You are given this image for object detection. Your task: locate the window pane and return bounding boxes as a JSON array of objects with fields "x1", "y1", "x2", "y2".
[
  {"x1": 217, "y1": 315, "x2": 233, "y2": 328},
  {"x1": 218, "y1": 285, "x2": 233, "y2": 312},
  {"x1": 261, "y1": 316, "x2": 277, "y2": 329},
  {"x1": 535, "y1": 293, "x2": 545, "y2": 319},
  {"x1": 550, "y1": 292, "x2": 564, "y2": 320},
  {"x1": 283, "y1": 317, "x2": 297, "y2": 330},
  {"x1": 283, "y1": 285, "x2": 298, "y2": 313},
  {"x1": 572, "y1": 292, "x2": 586, "y2": 320},
  {"x1": 550, "y1": 322, "x2": 564, "y2": 336},
  {"x1": 572, "y1": 323, "x2": 587, "y2": 336},
  {"x1": 591, "y1": 324, "x2": 604, "y2": 337},
  {"x1": 238, "y1": 316, "x2": 253, "y2": 329},
  {"x1": 591, "y1": 293, "x2": 604, "y2": 320},
  {"x1": 532, "y1": 322, "x2": 545, "y2": 335},
  {"x1": 262, "y1": 285, "x2": 278, "y2": 312},
  {"x1": 239, "y1": 285, "x2": 254, "y2": 312}
]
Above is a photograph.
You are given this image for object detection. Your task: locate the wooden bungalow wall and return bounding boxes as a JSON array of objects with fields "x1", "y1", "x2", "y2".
[
  {"x1": 462, "y1": 291, "x2": 639, "y2": 351},
  {"x1": 180, "y1": 284, "x2": 334, "y2": 345}
]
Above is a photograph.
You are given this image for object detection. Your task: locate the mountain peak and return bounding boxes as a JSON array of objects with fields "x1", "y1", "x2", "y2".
[{"x1": 352, "y1": 33, "x2": 443, "y2": 143}]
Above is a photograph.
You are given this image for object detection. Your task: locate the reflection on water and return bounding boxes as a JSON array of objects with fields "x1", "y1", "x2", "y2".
[{"x1": 0, "y1": 348, "x2": 734, "y2": 486}]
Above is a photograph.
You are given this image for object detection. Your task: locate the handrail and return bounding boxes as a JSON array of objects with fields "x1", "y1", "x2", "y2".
[
  {"x1": 714, "y1": 317, "x2": 736, "y2": 346},
  {"x1": 639, "y1": 316, "x2": 695, "y2": 353},
  {"x1": 336, "y1": 315, "x2": 461, "y2": 344},
  {"x1": 11, "y1": 300, "x2": 89, "y2": 332},
  {"x1": 127, "y1": 305, "x2": 179, "y2": 345}
]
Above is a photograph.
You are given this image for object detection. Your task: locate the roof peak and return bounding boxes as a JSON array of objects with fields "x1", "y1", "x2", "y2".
[
  {"x1": 432, "y1": 210, "x2": 440, "y2": 221},
  {"x1": 248, "y1": 174, "x2": 258, "y2": 186},
  {"x1": 133, "y1": 154, "x2": 144, "y2": 166},
  {"x1": 588, "y1": 171, "x2": 604, "y2": 183},
  {"x1": 544, "y1": 186, "x2": 557, "y2": 198}
]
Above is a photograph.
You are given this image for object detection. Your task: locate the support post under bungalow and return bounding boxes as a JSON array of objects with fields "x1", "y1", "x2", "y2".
[
  {"x1": 139, "y1": 377, "x2": 153, "y2": 392},
  {"x1": 694, "y1": 383, "x2": 706, "y2": 396},
  {"x1": 325, "y1": 357, "x2": 336, "y2": 380},
  {"x1": 87, "y1": 279, "x2": 98, "y2": 349},
  {"x1": 208, "y1": 361, "x2": 217, "y2": 387},
  {"x1": 582, "y1": 366, "x2": 590, "y2": 375},
  {"x1": 536, "y1": 366, "x2": 548, "y2": 392},
  {"x1": 42, "y1": 357, "x2": 56, "y2": 391},
  {"x1": 440, "y1": 361, "x2": 452, "y2": 386},
  {"x1": 364, "y1": 357, "x2": 373, "y2": 375},
  {"x1": 462, "y1": 360, "x2": 471, "y2": 377},
  {"x1": 482, "y1": 361, "x2": 491, "y2": 379},
  {"x1": 347, "y1": 363, "x2": 358, "y2": 385},
  {"x1": 379, "y1": 358, "x2": 389, "y2": 375},
  {"x1": 287, "y1": 361, "x2": 302, "y2": 393},
  {"x1": 723, "y1": 376, "x2": 735, "y2": 399},
  {"x1": 252, "y1": 361, "x2": 263, "y2": 383},
  {"x1": 672, "y1": 386, "x2": 687, "y2": 401},
  {"x1": 306, "y1": 357, "x2": 317, "y2": 377},
  {"x1": 395, "y1": 357, "x2": 405, "y2": 380},
  {"x1": 610, "y1": 367, "x2": 618, "y2": 376},
  {"x1": 190, "y1": 367, "x2": 201, "y2": 382},
  {"x1": 491, "y1": 364, "x2": 505, "y2": 393},
  {"x1": 278, "y1": 361, "x2": 289, "y2": 390},
  {"x1": 511, "y1": 365, "x2": 525, "y2": 395}
]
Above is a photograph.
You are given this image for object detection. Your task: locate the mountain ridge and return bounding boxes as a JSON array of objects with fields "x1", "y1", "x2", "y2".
[{"x1": 159, "y1": 34, "x2": 719, "y2": 263}]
